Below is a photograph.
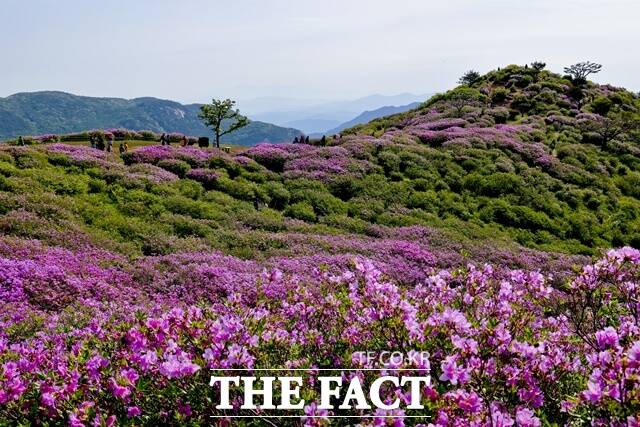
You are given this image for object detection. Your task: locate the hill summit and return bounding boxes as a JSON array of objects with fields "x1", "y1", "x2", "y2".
[{"x1": 335, "y1": 63, "x2": 640, "y2": 253}]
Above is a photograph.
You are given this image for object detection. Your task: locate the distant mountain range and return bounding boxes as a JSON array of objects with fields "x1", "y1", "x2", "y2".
[
  {"x1": 0, "y1": 91, "x2": 302, "y2": 145},
  {"x1": 245, "y1": 93, "x2": 429, "y2": 134},
  {"x1": 316, "y1": 102, "x2": 422, "y2": 136}
]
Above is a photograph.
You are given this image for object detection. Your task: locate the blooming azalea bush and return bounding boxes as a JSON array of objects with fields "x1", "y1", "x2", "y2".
[
  {"x1": 121, "y1": 145, "x2": 222, "y2": 168},
  {"x1": 186, "y1": 168, "x2": 219, "y2": 190}
]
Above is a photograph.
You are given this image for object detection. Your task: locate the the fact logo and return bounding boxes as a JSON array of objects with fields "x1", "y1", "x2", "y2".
[
  {"x1": 208, "y1": 352, "x2": 431, "y2": 417},
  {"x1": 209, "y1": 375, "x2": 431, "y2": 412}
]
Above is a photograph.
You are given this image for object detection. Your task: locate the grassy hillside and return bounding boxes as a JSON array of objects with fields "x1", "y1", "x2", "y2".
[
  {"x1": 0, "y1": 91, "x2": 302, "y2": 145},
  {"x1": 0, "y1": 65, "x2": 638, "y2": 263}
]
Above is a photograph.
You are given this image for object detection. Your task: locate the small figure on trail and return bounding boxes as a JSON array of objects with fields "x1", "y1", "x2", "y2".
[
  {"x1": 181, "y1": 136, "x2": 188, "y2": 147},
  {"x1": 160, "y1": 133, "x2": 167, "y2": 146},
  {"x1": 320, "y1": 135, "x2": 326, "y2": 145},
  {"x1": 18, "y1": 136, "x2": 25, "y2": 146},
  {"x1": 118, "y1": 142, "x2": 125, "y2": 155},
  {"x1": 253, "y1": 196, "x2": 262, "y2": 210},
  {"x1": 107, "y1": 135, "x2": 114, "y2": 153},
  {"x1": 305, "y1": 136, "x2": 310, "y2": 144},
  {"x1": 89, "y1": 135, "x2": 96, "y2": 149},
  {"x1": 293, "y1": 136, "x2": 299, "y2": 144},
  {"x1": 123, "y1": 141, "x2": 129, "y2": 152}
]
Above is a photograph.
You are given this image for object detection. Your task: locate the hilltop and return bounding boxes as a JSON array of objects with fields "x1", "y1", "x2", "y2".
[
  {"x1": 340, "y1": 64, "x2": 640, "y2": 253},
  {"x1": 0, "y1": 91, "x2": 302, "y2": 145}
]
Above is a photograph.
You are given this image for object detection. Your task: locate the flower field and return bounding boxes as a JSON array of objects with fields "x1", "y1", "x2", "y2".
[
  {"x1": 1, "y1": 237, "x2": 639, "y2": 425},
  {"x1": 1, "y1": 65, "x2": 640, "y2": 425}
]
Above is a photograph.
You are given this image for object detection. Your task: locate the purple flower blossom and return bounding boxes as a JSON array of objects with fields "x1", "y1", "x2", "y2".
[{"x1": 595, "y1": 327, "x2": 619, "y2": 349}]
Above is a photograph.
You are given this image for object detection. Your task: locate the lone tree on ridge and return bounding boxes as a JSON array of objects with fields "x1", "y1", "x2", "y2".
[
  {"x1": 199, "y1": 98, "x2": 249, "y2": 148},
  {"x1": 458, "y1": 70, "x2": 481, "y2": 85},
  {"x1": 564, "y1": 62, "x2": 602, "y2": 83}
]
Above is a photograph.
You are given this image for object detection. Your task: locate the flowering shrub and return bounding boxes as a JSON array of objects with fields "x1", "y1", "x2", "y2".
[
  {"x1": 244, "y1": 143, "x2": 292, "y2": 172},
  {"x1": 157, "y1": 158, "x2": 191, "y2": 178},
  {"x1": 186, "y1": 168, "x2": 219, "y2": 190},
  {"x1": 122, "y1": 145, "x2": 220, "y2": 168},
  {"x1": 244, "y1": 143, "x2": 374, "y2": 183},
  {"x1": 167, "y1": 132, "x2": 186, "y2": 143},
  {"x1": 104, "y1": 128, "x2": 144, "y2": 140},
  {"x1": 35, "y1": 134, "x2": 59, "y2": 143}
]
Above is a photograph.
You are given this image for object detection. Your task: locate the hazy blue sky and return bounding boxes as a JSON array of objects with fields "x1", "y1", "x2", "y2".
[{"x1": 1, "y1": 0, "x2": 639, "y2": 104}]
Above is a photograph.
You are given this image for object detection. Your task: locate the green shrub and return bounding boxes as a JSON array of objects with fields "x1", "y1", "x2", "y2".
[
  {"x1": 378, "y1": 151, "x2": 401, "y2": 176},
  {"x1": 327, "y1": 176, "x2": 359, "y2": 201},
  {"x1": 491, "y1": 88, "x2": 509, "y2": 103},
  {"x1": 14, "y1": 151, "x2": 48, "y2": 169},
  {"x1": 292, "y1": 190, "x2": 347, "y2": 217},
  {"x1": 615, "y1": 172, "x2": 640, "y2": 198},
  {"x1": 210, "y1": 157, "x2": 242, "y2": 178},
  {"x1": 488, "y1": 107, "x2": 510, "y2": 124},
  {"x1": 157, "y1": 159, "x2": 191, "y2": 178},
  {"x1": 215, "y1": 177, "x2": 257, "y2": 202},
  {"x1": 88, "y1": 179, "x2": 107, "y2": 194},
  {"x1": 170, "y1": 179, "x2": 204, "y2": 200},
  {"x1": 162, "y1": 195, "x2": 219, "y2": 220},
  {"x1": 590, "y1": 96, "x2": 613, "y2": 115},
  {"x1": 241, "y1": 208, "x2": 285, "y2": 231},
  {"x1": 511, "y1": 94, "x2": 532, "y2": 113},
  {"x1": 320, "y1": 214, "x2": 369, "y2": 234},
  {"x1": 117, "y1": 189, "x2": 166, "y2": 218},
  {"x1": 284, "y1": 202, "x2": 316, "y2": 222},
  {"x1": 262, "y1": 181, "x2": 290, "y2": 209},
  {"x1": 347, "y1": 197, "x2": 385, "y2": 222},
  {"x1": 29, "y1": 169, "x2": 89, "y2": 195},
  {"x1": 0, "y1": 161, "x2": 18, "y2": 177},
  {"x1": 0, "y1": 153, "x2": 14, "y2": 164},
  {"x1": 407, "y1": 190, "x2": 439, "y2": 212},
  {"x1": 167, "y1": 214, "x2": 211, "y2": 238},
  {"x1": 463, "y1": 172, "x2": 523, "y2": 197}
]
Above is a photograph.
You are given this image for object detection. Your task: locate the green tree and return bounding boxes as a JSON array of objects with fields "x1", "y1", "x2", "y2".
[
  {"x1": 198, "y1": 98, "x2": 249, "y2": 148},
  {"x1": 564, "y1": 61, "x2": 602, "y2": 83},
  {"x1": 448, "y1": 87, "x2": 487, "y2": 117},
  {"x1": 578, "y1": 109, "x2": 640, "y2": 145},
  {"x1": 458, "y1": 70, "x2": 481, "y2": 85},
  {"x1": 530, "y1": 61, "x2": 546, "y2": 71}
]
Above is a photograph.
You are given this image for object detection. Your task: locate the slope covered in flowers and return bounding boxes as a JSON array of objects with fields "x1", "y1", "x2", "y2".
[{"x1": 1, "y1": 65, "x2": 640, "y2": 425}]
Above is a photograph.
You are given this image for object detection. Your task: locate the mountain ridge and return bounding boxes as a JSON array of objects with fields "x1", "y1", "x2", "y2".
[
  {"x1": 248, "y1": 93, "x2": 429, "y2": 133},
  {"x1": 0, "y1": 91, "x2": 302, "y2": 145},
  {"x1": 317, "y1": 102, "x2": 422, "y2": 136}
]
